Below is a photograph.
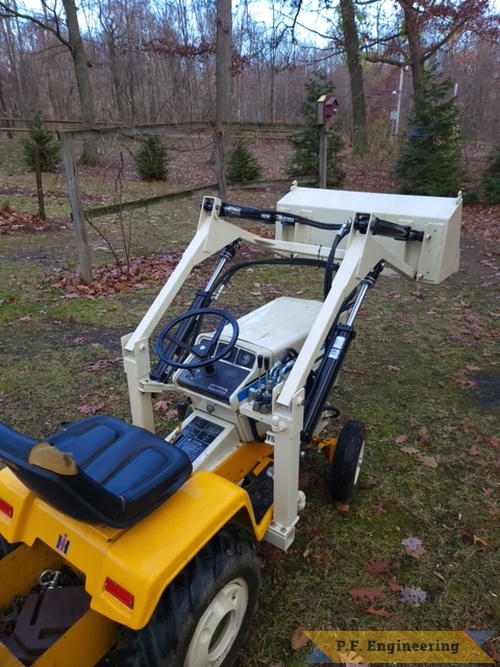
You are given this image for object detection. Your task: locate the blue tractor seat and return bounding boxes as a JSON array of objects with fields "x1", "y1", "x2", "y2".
[{"x1": 0, "y1": 416, "x2": 192, "y2": 528}]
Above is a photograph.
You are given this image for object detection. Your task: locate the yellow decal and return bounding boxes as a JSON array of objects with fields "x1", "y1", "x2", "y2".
[{"x1": 304, "y1": 631, "x2": 494, "y2": 663}]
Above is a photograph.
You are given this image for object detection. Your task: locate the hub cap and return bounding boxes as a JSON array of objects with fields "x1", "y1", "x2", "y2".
[{"x1": 184, "y1": 578, "x2": 249, "y2": 667}]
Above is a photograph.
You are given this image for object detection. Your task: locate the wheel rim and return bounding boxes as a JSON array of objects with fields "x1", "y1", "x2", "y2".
[
  {"x1": 354, "y1": 441, "x2": 366, "y2": 485},
  {"x1": 184, "y1": 577, "x2": 249, "y2": 667}
]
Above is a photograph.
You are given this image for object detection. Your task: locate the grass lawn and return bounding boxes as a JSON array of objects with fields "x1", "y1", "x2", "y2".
[{"x1": 0, "y1": 137, "x2": 499, "y2": 666}]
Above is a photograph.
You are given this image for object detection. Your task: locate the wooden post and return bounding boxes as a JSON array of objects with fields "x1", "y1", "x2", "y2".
[
  {"x1": 33, "y1": 144, "x2": 46, "y2": 220},
  {"x1": 317, "y1": 95, "x2": 327, "y2": 189},
  {"x1": 59, "y1": 131, "x2": 93, "y2": 284},
  {"x1": 319, "y1": 125, "x2": 327, "y2": 190}
]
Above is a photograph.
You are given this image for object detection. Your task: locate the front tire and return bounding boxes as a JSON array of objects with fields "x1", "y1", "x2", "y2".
[
  {"x1": 116, "y1": 529, "x2": 261, "y2": 667},
  {"x1": 328, "y1": 420, "x2": 366, "y2": 502}
]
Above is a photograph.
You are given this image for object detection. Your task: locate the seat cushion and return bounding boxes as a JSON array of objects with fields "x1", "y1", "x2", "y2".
[{"x1": 0, "y1": 416, "x2": 192, "y2": 528}]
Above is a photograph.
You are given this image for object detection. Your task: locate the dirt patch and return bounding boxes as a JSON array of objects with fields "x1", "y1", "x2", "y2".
[{"x1": 471, "y1": 371, "x2": 500, "y2": 412}]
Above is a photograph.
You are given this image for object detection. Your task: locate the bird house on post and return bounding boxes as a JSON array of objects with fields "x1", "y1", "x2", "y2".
[
  {"x1": 317, "y1": 95, "x2": 338, "y2": 133},
  {"x1": 317, "y1": 94, "x2": 339, "y2": 188}
]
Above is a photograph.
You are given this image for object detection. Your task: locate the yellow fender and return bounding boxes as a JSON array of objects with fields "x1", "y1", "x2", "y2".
[{"x1": 0, "y1": 468, "x2": 263, "y2": 630}]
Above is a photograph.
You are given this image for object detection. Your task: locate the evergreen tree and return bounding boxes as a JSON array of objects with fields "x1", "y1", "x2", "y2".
[
  {"x1": 226, "y1": 138, "x2": 262, "y2": 183},
  {"x1": 287, "y1": 70, "x2": 345, "y2": 188},
  {"x1": 22, "y1": 113, "x2": 61, "y2": 172},
  {"x1": 135, "y1": 135, "x2": 168, "y2": 181},
  {"x1": 393, "y1": 71, "x2": 461, "y2": 197},
  {"x1": 478, "y1": 147, "x2": 500, "y2": 204}
]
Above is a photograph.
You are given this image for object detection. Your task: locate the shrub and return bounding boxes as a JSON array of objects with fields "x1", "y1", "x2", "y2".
[
  {"x1": 393, "y1": 72, "x2": 461, "y2": 197},
  {"x1": 226, "y1": 138, "x2": 262, "y2": 183},
  {"x1": 287, "y1": 70, "x2": 345, "y2": 188},
  {"x1": 135, "y1": 135, "x2": 168, "y2": 180},
  {"x1": 478, "y1": 147, "x2": 500, "y2": 204},
  {"x1": 22, "y1": 113, "x2": 60, "y2": 172}
]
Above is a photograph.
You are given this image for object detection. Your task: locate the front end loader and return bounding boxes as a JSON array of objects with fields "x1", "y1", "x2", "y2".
[{"x1": 0, "y1": 184, "x2": 461, "y2": 666}]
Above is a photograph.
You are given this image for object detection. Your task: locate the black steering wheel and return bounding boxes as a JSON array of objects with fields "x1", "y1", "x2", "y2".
[{"x1": 155, "y1": 307, "x2": 239, "y2": 370}]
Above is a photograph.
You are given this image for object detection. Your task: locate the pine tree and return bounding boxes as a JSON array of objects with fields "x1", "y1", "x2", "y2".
[
  {"x1": 478, "y1": 147, "x2": 500, "y2": 204},
  {"x1": 393, "y1": 71, "x2": 461, "y2": 197},
  {"x1": 287, "y1": 70, "x2": 345, "y2": 188},
  {"x1": 22, "y1": 113, "x2": 61, "y2": 172},
  {"x1": 226, "y1": 138, "x2": 262, "y2": 183},
  {"x1": 135, "y1": 135, "x2": 168, "y2": 181}
]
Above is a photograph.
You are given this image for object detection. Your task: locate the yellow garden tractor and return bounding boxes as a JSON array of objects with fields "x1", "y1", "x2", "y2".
[{"x1": 0, "y1": 185, "x2": 461, "y2": 666}]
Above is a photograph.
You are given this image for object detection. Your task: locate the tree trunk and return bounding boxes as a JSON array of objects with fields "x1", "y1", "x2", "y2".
[
  {"x1": 0, "y1": 76, "x2": 13, "y2": 138},
  {"x1": 62, "y1": 0, "x2": 98, "y2": 165},
  {"x1": 215, "y1": 0, "x2": 232, "y2": 200},
  {"x1": 398, "y1": 0, "x2": 425, "y2": 100},
  {"x1": 339, "y1": 0, "x2": 368, "y2": 154}
]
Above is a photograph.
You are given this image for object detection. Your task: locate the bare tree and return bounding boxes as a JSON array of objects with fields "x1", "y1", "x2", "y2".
[
  {"x1": 339, "y1": 0, "x2": 368, "y2": 153},
  {"x1": 0, "y1": 0, "x2": 98, "y2": 163},
  {"x1": 364, "y1": 0, "x2": 496, "y2": 102},
  {"x1": 214, "y1": 0, "x2": 232, "y2": 198}
]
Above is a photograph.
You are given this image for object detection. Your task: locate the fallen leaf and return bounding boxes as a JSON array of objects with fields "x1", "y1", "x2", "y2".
[
  {"x1": 366, "y1": 605, "x2": 392, "y2": 618},
  {"x1": 416, "y1": 453, "x2": 438, "y2": 468},
  {"x1": 395, "y1": 434, "x2": 408, "y2": 445},
  {"x1": 360, "y1": 477, "x2": 379, "y2": 490},
  {"x1": 88, "y1": 357, "x2": 121, "y2": 372},
  {"x1": 153, "y1": 397, "x2": 170, "y2": 412},
  {"x1": 72, "y1": 337, "x2": 84, "y2": 345},
  {"x1": 290, "y1": 626, "x2": 309, "y2": 650},
  {"x1": 486, "y1": 641, "x2": 500, "y2": 663},
  {"x1": 400, "y1": 446, "x2": 420, "y2": 455},
  {"x1": 462, "y1": 529, "x2": 489, "y2": 547},
  {"x1": 455, "y1": 377, "x2": 476, "y2": 389},
  {"x1": 349, "y1": 586, "x2": 386, "y2": 604},
  {"x1": 401, "y1": 537, "x2": 426, "y2": 559},
  {"x1": 304, "y1": 526, "x2": 322, "y2": 539},
  {"x1": 77, "y1": 402, "x2": 104, "y2": 415},
  {"x1": 417, "y1": 426, "x2": 431, "y2": 446},
  {"x1": 373, "y1": 502, "x2": 387, "y2": 517},
  {"x1": 467, "y1": 446, "x2": 480, "y2": 456},
  {"x1": 259, "y1": 543, "x2": 281, "y2": 565},
  {"x1": 387, "y1": 576, "x2": 403, "y2": 592},
  {"x1": 482, "y1": 488, "x2": 494, "y2": 498},
  {"x1": 335, "y1": 502, "x2": 350, "y2": 514},
  {"x1": 314, "y1": 548, "x2": 333, "y2": 566},
  {"x1": 367, "y1": 558, "x2": 391, "y2": 575}
]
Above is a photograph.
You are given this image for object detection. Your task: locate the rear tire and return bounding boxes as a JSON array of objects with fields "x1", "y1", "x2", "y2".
[
  {"x1": 115, "y1": 528, "x2": 261, "y2": 667},
  {"x1": 328, "y1": 420, "x2": 366, "y2": 502}
]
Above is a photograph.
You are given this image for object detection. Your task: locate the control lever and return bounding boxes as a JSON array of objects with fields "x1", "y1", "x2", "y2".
[
  {"x1": 252, "y1": 355, "x2": 264, "y2": 411},
  {"x1": 260, "y1": 356, "x2": 272, "y2": 414}
]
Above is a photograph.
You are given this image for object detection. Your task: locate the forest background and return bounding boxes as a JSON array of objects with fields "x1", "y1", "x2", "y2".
[{"x1": 0, "y1": 0, "x2": 498, "y2": 157}]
